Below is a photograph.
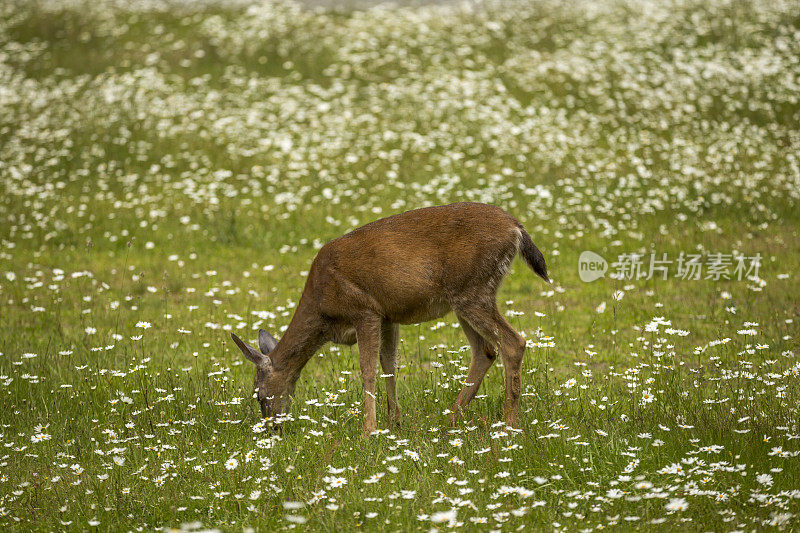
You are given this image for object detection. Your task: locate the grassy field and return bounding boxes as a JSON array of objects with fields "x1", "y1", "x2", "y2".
[{"x1": 2, "y1": 0, "x2": 800, "y2": 530}]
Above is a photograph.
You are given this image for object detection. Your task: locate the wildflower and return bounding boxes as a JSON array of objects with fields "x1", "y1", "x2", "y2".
[
  {"x1": 430, "y1": 508, "x2": 457, "y2": 524},
  {"x1": 323, "y1": 476, "x2": 347, "y2": 489},
  {"x1": 31, "y1": 433, "x2": 51, "y2": 443},
  {"x1": 665, "y1": 498, "x2": 688, "y2": 511},
  {"x1": 283, "y1": 501, "x2": 304, "y2": 510},
  {"x1": 404, "y1": 450, "x2": 420, "y2": 461},
  {"x1": 364, "y1": 473, "x2": 385, "y2": 484},
  {"x1": 756, "y1": 473, "x2": 773, "y2": 487},
  {"x1": 640, "y1": 389, "x2": 655, "y2": 405}
]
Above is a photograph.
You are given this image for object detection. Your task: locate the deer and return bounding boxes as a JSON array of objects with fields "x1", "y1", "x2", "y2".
[{"x1": 229, "y1": 202, "x2": 550, "y2": 436}]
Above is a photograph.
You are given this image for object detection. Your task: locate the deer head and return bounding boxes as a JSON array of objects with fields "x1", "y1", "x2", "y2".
[{"x1": 230, "y1": 330, "x2": 288, "y2": 422}]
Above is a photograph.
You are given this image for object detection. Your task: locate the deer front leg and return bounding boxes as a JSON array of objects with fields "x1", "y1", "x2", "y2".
[
  {"x1": 380, "y1": 321, "x2": 400, "y2": 424},
  {"x1": 356, "y1": 317, "x2": 382, "y2": 436}
]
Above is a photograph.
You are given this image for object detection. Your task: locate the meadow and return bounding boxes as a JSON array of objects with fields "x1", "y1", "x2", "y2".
[{"x1": 1, "y1": 0, "x2": 800, "y2": 530}]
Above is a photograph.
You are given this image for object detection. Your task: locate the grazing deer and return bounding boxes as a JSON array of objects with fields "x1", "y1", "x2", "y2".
[{"x1": 230, "y1": 202, "x2": 549, "y2": 435}]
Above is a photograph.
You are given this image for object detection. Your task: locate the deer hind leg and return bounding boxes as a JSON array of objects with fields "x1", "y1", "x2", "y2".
[
  {"x1": 356, "y1": 316, "x2": 382, "y2": 436},
  {"x1": 380, "y1": 321, "x2": 400, "y2": 424},
  {"x1": 452, "y1": 300, "x2": 526, "y2": 428},
  {"x1": 451, "y1": 316, "x2": 497, "y2": 417}
]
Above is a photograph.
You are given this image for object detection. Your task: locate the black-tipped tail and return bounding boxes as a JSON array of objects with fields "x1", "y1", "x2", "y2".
[{"x1": 518, "y1": 228, "x2": 550, "y2": 283}]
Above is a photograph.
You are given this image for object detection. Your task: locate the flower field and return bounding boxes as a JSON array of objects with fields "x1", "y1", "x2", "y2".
[{"x1": 1, "y1": 0, "x2": 799, "y2": 530}]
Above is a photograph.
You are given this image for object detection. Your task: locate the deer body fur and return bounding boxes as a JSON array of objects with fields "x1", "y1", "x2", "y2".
[{"x1": 230, "y1": 202, "x2": 549, "y2": 435}]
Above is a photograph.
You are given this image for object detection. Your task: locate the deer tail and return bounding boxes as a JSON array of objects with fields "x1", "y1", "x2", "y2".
[{"x1": 517, "y1": 227, "x2": 550, "y2": 284}]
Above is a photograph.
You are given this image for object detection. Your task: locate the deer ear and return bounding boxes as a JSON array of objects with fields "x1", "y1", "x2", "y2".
[
  {"x1": 258, "y1": 329, "x2": 278, "y2": 354},
  {"x1": 230, "y1": 332, "x2": 267, "y2": 366}
]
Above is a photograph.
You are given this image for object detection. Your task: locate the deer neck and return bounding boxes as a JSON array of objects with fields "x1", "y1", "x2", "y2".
[{"x1": 270, "y1": 303, "x2": 325, "y2": 379}]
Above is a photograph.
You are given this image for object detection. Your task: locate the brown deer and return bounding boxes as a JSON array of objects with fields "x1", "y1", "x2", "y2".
[{"x1": 229, "y1": 202, "x2": 549, "y2": 435}]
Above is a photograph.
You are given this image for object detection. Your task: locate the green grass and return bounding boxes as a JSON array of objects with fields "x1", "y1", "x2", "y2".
[{"x1": 1, "y1": 0, "x2": 800, "y2": 530}]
